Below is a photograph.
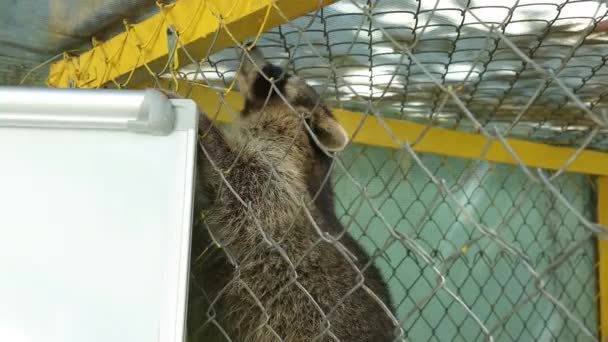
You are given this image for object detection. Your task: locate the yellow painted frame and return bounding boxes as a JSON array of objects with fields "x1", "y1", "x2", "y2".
[
  {"x1": 46, "y1": 0, "x2": 608, "y2": 336},
  {"x1": 165, "y1": 82, "x2": 608, "y2": 177},
  {"x1": 48, "y1": 0, "x2": 337, "y2": 88},
  {"x1": 600, "y1": 177, "x2": 608, "y2": 342},
  {"x1": 45, "y1": 0, "x2": 608, "y2": 177}
]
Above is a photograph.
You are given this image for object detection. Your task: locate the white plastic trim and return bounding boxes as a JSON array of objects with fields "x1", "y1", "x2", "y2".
[{"x1": 0, "y1": 87, "x2": 175, "y2": 135}]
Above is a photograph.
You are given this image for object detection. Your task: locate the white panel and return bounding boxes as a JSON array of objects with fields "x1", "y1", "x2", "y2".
[{"x1": 0, "y1": 97, "x2": 197, "y2": 342}]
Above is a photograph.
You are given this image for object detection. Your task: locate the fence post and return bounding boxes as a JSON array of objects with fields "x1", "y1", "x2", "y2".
[{"x1": 600, "y1": 177, "x2": 608, "y2": 341}]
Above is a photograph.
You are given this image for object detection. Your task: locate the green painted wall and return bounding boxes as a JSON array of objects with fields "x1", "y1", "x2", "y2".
[{"x1": 334, "y1": 145, "x2": 597, "y2": 341}]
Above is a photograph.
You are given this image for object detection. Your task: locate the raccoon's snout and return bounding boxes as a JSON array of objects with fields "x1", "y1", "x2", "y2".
[{"x1": 239, "y1": 45, "x2": 267, "y2": 77}]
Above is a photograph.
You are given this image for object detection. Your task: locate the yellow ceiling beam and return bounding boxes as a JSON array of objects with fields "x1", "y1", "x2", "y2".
[
  {"x1": 599, "y1": 177, "x2": 608, "y2": 340},
  {"x1": 169, "y1": 81, "x2": 608, "y2": 176},
  {"x1": 47, "y1": 0, "x2": 336, "y2": 88},
  {"x1": 44, "y1": 0, "x2": 608, "y2": 176}
]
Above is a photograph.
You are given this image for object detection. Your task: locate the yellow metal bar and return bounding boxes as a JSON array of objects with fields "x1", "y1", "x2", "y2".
[
  {"x1": 45, "y1": 0, "x2": 608, "y2": 176},
  {"x1": 169, "y1": 82, "x2": 608, "y2": 176},
  {"x1": 47, "y1": 0, "x2": 336, "y2": 88},
  {"x1": 600, "y1": 177, "x2": 608, "y2": 341}
]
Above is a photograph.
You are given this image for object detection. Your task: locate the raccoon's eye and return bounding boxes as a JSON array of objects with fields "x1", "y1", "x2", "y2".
[{"x1": 302, "y1": 112, "x2": 314, "y2": 125}]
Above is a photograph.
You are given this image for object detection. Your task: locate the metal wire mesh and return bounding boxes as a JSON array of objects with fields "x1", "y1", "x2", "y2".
[
  {"x1": 334, "y1": 146, "x2": 597, "y2": 341},
  {"x1": 43, "y1": 0, "x2": 608, "y2": 341},
  {"x1": 183, "y1": 0, "x2": 608, "y2": 150}
]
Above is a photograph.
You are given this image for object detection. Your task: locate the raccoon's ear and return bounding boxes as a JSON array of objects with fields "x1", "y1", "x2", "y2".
[{"x1": 312, "y1": 112, "x2": 349, "y2": 152}]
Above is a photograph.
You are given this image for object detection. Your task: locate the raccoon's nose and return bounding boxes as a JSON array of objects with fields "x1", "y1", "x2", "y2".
[
  {"x1": 240, "y1": 46, "x2": 267, "y2": 74},
  {"x1": 238, "y1": 42, "x2": 259, "y2": 67},
  {"x1": 244, "y1": 41, "x2": 257, "y2": 51}
]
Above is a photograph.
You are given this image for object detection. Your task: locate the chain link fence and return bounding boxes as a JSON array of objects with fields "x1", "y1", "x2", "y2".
[
  {"x1": 334, "y1": 146, "x2": 597, "y2": 341},
  {"x1": 44, "y1": 0, "x2": 608, "y2": 341}
]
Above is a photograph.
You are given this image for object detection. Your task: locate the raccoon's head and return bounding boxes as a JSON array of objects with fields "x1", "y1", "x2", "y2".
[
  {"x1": 236, "y1": 46, "x2": 349, "y2": 212},
  {"x1": 236, "y1": 46, "x2": 349, "y2": 154}
]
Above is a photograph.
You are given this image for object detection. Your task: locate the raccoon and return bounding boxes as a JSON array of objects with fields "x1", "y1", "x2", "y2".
[{"x1": 186, "y1": 46, "x2": 396, "y2": 342}]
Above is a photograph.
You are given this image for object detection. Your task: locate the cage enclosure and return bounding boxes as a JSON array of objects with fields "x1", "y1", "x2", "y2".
[{"x1": 36, "y1": 0, "x2": 608, "y2": 341}]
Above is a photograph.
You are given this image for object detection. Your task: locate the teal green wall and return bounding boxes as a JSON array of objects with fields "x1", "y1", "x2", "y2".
[{"x1": 334, "y1": 145, "x2": 597, "y2": 341}]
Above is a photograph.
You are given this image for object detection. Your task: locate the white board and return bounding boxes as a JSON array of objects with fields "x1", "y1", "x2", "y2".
[{"x1": 0, "y1": 87, "x2": 198, "y2": 342}]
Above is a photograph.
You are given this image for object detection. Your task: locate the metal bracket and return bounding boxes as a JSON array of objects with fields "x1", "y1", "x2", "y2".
[{"x1": 127, "y1": 89, "x2": 176, "y2": 135}]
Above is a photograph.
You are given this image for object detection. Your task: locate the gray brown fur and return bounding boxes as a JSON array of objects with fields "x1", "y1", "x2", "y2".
[{"x1": 185, "y1": 47, "x2": 396, "y2": 342}]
